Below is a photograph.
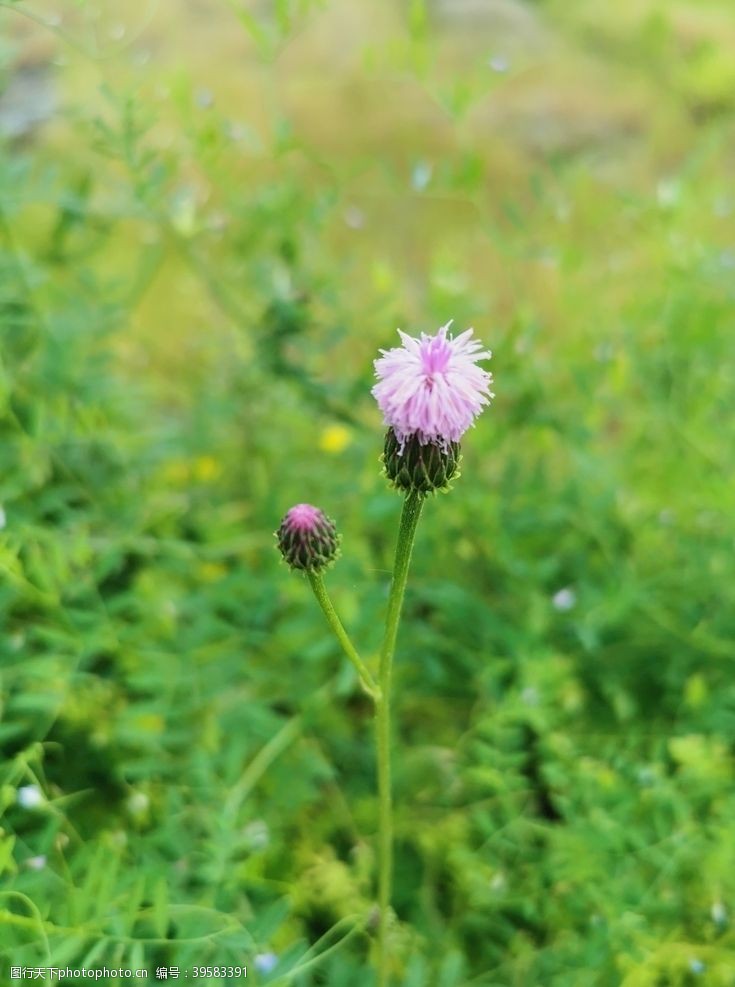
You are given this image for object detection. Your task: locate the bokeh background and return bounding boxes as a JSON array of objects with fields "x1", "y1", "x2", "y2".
[{"x1": 1, "y1": 0, "x2": 735, "y2": 983}]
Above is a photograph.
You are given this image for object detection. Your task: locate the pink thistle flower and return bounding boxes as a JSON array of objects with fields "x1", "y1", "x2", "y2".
[
  {"x1": 276, "y1": 503, "x2": 340, "y2": 571},
  {"x1": 372, "y1": 321, "x2": 494, "y2": 451}
]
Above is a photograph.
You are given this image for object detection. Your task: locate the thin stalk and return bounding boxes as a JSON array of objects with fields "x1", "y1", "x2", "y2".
[
  {"x1": 307, "y1": 571, "x2": 379, "y2": 700},
  {"x1": 376, "y1": 489, "x2": 424, "y2": 987}
]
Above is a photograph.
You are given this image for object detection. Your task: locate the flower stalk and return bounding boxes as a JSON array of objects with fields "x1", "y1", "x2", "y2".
[
  {"x1": 306, "y1": 571, "x2": 378, "y2": 700},
  {"x1": 375, "y1": 488, "x2": 424, "y2": 987}
]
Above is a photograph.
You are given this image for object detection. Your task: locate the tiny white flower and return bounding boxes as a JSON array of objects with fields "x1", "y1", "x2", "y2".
[
  {"x1": 17, "y1": 785, "x2": 44, "y2": 809},
  {"x1": 657, "y1": 180, "x2": 680, "y2": 209},
  {"x1": 26, "y1": 855, "x2": 47, "y2": 871},
  {"x1": 521, "y1": 686, "x2": 539, "y2": 707},
  {"x1": 552, "y1": 587, "x2": 576, "y2": 612},
  {"x1": 344, "y1": 206, "x2": 365, "y2": 229},
  {"x1": 195, "y1": 88, "x2": 214, "y2": 109},
  {"x1": 127, "y1": 792, "x2": 150, "y2": 815},
  {"x1": 711, "y1": 900, "x2": 727, "y2": 925},
  {"x1": 490, "y1": 871, "x2": 506, "y2": 892},
  {"x1": 243, "y1": 819, "x2": 270, "y2": 849},
  {"x1": 411, "y1": 160, "x2": 432, "y2": 191},
  {"x1": 255, "y1": 953, "x2": 278, "y2": 974},
  {"x1": 488, "y1": 54, "x2": 510, "y2": 73}
]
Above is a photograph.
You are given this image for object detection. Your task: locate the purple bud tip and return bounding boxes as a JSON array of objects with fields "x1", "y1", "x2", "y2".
[
  {"x1": 283, "y1": 503, "x2": 324, "y2": 532},
  {"x1": 276, "y1": 504, "x2": 340, "y2": 571}
]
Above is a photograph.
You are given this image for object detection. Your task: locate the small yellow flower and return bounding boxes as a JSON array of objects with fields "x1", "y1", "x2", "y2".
[
  {"x1": 194, "y1": 456, "x2": 222, "y2": 482},
  {"x1": 319, "y1": 425, "x2": 352, "y2": 455}
]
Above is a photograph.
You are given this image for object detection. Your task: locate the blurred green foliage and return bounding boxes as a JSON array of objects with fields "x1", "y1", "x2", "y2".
[{"x1": 1, "y1": 0, "x2": 735, "y2": 983}]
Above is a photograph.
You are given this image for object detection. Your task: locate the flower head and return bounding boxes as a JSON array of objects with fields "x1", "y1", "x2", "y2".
[
  {"x1": 276, "y1": 504, "x2": 340, "y2": 571},
  {"x1": 373, "y1": 321, "x2": 492, "y2": 493},
  {"x1": 372, "y1": 321, "x2": 493, "y2": 451}
]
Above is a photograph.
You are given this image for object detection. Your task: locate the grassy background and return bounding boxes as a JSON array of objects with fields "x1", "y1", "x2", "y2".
[{"x1": 1, "y1": 0, "x2": 735, "y2": 983}]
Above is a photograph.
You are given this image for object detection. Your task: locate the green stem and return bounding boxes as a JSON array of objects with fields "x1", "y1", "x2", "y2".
[
  {"x1": 307, "y1": 571, "x2": 379, "y2": 699},
  {"x1": 376, "y1": 489, "x2": 425, "y2": 987}
]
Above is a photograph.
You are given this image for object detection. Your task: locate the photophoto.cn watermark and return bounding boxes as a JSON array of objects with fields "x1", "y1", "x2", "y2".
[{"x1": 9, "y1": 967, "x2": 247, "y2": 980}]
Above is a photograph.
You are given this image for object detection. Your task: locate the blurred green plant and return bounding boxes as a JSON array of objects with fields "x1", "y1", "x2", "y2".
[{"x1": 1, "y1": 0, "x2": 735, "y2": 984}]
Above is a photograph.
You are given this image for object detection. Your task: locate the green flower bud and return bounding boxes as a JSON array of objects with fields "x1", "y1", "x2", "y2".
[
  {"x1": 382, "y1": 428, "x2": 461, "y2": 494},
  {"x1": 276, "y1": 503, "x2": 340, "y2": 571}
]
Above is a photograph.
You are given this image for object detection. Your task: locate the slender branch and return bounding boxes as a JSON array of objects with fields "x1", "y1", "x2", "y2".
[
  {"x1": 376, "y1": 488, "x2": 425, "y2": 987},
  {"x1": 307, "y1": 571, "x2": 379, "y2": 700},
  {"x1": 223, "y1": 714, "x2": 303, "y2": 823},
  {"x1": 0, "y1": 0, "x2": 162, "y2": 61},
  {"x1": 378, "y1": 490, "x2": 425, "y2": 685}
]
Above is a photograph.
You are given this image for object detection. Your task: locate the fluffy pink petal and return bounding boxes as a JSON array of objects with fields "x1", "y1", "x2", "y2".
[{"x1": 372, "y1": 321, "x2": 494, "y2": 449}]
